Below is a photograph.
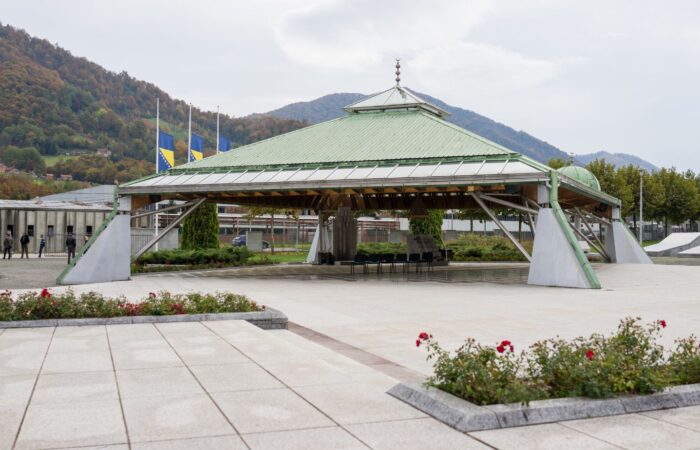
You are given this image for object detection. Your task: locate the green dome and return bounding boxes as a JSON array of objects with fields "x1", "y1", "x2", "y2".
[{"x1": 557, "y1": 166, "x2": 601, "y2": 191}]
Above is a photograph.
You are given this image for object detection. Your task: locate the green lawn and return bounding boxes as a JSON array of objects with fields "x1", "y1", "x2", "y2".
[
  {"x1": 250, "y1": 252, "x2": 307, "y2": 264},
  {"x1": 42, "y1": 154, "x2": 79, "y2": 167}
]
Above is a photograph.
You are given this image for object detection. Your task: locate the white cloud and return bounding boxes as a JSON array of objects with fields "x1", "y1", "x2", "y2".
[
  {"x1": 275, "y1": 0, "x2": 493, "y2": 70},
  {"x1": 410, "y1": 42, "x2": 562, "y2": 99}
]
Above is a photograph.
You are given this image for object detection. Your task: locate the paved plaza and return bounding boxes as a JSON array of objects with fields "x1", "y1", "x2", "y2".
[
  {"x1": 0, "y1": 257, "x2": 66, "y2": 290},
  {"x1": 2, "y1": 262, "x2": 700, "y2": 448}
]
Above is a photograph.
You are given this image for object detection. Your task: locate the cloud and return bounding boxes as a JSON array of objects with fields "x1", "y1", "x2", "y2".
[
  {"x1": 275, "y1": 0, "x2": 493, "y2": 70},
  {"x1": 409, "y1": 42, "x2": 562, "y2": 99}
]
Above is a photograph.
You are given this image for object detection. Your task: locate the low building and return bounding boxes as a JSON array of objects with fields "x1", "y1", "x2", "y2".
[{"x1": 0, "y1": 185, "x2": 114, "y2": 254}]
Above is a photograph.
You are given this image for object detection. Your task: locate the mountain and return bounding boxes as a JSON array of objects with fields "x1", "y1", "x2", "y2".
[
  {"x1": 0, "y1": 24, "x2": 304, "y2": 171},
  {"x1": 576, "y1": 151, "x2": 658, "y2": 171},
  {"x1": 0, "y1": 22, "x2": 658, "y2": 182},
  {"x1": 265, "y1": 91, "x2": 658, "y2": 169}
]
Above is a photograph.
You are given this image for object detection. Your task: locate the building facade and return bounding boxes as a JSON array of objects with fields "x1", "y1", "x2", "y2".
[{"x1": 0, "y1": 185, "x2": 114, "y2": 254}]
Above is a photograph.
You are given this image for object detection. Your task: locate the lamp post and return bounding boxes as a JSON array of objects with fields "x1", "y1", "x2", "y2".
[{"x1": 639, "y1": 168, "x2": 644, "y2": 244}]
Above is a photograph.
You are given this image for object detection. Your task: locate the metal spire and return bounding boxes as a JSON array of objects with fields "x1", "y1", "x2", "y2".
[{"x1": 395, "y1": 59, "x2": 401, "y2": 86}]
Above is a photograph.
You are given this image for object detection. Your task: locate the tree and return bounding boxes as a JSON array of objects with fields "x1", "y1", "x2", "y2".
[
  {"x1": 654, "y1": 168, "x2": 700, "y2": 235},
  {"x1": 0, "y1": 146, "x2": 46, "y2": 174},
  {"x1": 547, "y1": 158, "x2": 568, "y2": 170},
  {"x1": 455, "y1": 208, "x2": 490, "y2": 233},
  {"x1": 180, "y1": 202, "x2": 220, "y2": 250},
  {"x1": 617, "y1": 165, "x2": 665, "y2": 234},
  {"x1": 409, "y1": 210, "x2": 444, "y2": 246},
  {"x1": 586, "y1": 159, "x2": 634, "y2": 216},
  {"x1": 243, "y1": 207, "x2": 298, "y2": 254}
]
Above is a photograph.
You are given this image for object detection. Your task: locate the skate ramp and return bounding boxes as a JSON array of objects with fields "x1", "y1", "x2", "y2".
[{"x1": 645, "y1": 233, "x2": 700, "y2": 256}]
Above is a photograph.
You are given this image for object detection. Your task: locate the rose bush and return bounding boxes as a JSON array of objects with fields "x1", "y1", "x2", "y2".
[
  {"x1": 0, "y1": 289, "x2": 260, "y2": 321},
  {"x1": 419, "y1": 317, "x2": 700, "y2": 406}
]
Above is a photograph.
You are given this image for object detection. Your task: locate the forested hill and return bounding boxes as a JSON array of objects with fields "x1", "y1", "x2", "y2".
[
  {"x1": 265, "y1": 91, "x2": 656, "y2": 169},
  {"x1": 0, "y1": 23, "x2": 304, "y2": 166}
]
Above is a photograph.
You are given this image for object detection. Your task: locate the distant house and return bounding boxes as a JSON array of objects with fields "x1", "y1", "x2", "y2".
[
  {"x1": 45, "y1": 173, "x2": 54, "y2": 180},
  {"x1": 59, "y1": 174, "x2": 73, "y2": 181},
  {"x1": 96, "y1": 148, "x2": 112, "y2": 158}
]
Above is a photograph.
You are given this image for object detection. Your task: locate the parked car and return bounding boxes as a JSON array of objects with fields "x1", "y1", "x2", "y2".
[{"x1": 231, "y1": 235, "x2": 270, "y2": 249}]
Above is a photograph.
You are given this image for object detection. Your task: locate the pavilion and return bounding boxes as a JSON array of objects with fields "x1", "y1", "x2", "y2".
[{"x1": 58, "y1": 67, "x2": 651, "y2": 288}]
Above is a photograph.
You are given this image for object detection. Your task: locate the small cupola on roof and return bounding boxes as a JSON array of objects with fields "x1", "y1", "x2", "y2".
[{"x1": 343, "y1": 60, "x2": 449, "y2": 118}]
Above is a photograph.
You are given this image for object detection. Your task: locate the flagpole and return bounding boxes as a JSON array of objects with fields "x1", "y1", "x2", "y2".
[
  {"x1": 188, "y1": 103, "x2": 192, "y2": 163},
  {"x1": 216, "y1": 105, "x2": 220, "y2": 154},
  {"x1": 155, "y1": 97, "x2": 160, "y2": 251}
]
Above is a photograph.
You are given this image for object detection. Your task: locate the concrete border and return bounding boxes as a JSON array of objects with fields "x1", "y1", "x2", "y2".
[
  {"x1": 0, "y1": 307, "x2": 287, "y2": 330},
  {"x1": 388, "y1": 381, "x2": 700, "y2": 432}
]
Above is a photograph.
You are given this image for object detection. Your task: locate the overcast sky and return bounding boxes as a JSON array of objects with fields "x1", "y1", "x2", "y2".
[{"x1": 2, "y1": 0, "x2": 699, "y2": 169}]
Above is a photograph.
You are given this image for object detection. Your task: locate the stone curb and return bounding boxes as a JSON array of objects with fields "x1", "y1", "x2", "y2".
[
  {"x1": 387, "y1": 381, "x2": 700, "y2": 432},
  {"x1": 0, "y1": 308, "x2": 287, "y2": 330}
]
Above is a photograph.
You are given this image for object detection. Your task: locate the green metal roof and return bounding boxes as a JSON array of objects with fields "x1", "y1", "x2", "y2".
[
  {"x1": 557, "y1": 166, "x2": 601, "y2": 191},
  {"x1": 174, "y1": 110, "x2": 516, "y2": 172}
]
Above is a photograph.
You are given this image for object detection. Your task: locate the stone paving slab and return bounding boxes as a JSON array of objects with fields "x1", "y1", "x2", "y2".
[
  {"x1": 0, "y1": 296, "x2": 700, "y2": 450},
  {"x1": 0, "y1": 320, "x2": 490, "y2": 449}
]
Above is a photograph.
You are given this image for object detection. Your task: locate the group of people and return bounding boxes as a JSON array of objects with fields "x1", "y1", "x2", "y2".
[{"x1": 2, "y1": 232, "x2": 87, "y2": 263}]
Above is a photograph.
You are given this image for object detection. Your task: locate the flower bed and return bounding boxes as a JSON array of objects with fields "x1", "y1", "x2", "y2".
[
  {"x1": 417, "y1": 318, "x2": 700, "y2": 406},
  {"x1": 0, "y1": 288, "x2": 262, "y2": 321}
]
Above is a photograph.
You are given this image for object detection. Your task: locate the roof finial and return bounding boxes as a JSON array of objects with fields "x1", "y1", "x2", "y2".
[{"x1": 395, "y1": 59, "x2": 401, "y2": 87}]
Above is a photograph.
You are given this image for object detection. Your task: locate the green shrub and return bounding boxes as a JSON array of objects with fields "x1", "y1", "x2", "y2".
[
  {"x1": 447, "y1": 233, "x2": 531, "y2": 262},
  {"x1": 0, "y1": 288, "x2": 260, "y2": 321},
  {"x1": 409, "y1": 210, "x2": 444, "y2": 246},
  {"x1": 136, "y1": 246, "x2": 251, "y2": 267},
  {"x1": 667, "y1": 336, "x2": 700, "y2": 385},
  {"x1": 528, "y1": 318, "x2": 666, "y2": 399},
  {"x1": 426, "y1": 337, "x2": 544, "y2": 406},
  {"x1": 181, "y1": 202, "x2": 220, "y2": 250},
  {"x1": 419, "y1": 318, "x2": 699, "y2": 406},
  {"x1": 356, "y1": 242, "x2": 406, "y2": 256}
]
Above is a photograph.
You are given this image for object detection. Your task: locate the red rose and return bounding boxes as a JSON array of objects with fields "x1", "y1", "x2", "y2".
[
  {"x1": 500, "y1": 340, "x2": 511, "y2": 347},
  {"x1": 496, "y1": 345, "x2": 505, "y2": 353},
  {"x1": 586, "y1": 349, "x2": 595, "y2": 361},
  {"x1": 415, "y1": 339, "x2": 421, "y2": 347},
  {"x1": 659, "y1": 320, "x2": 667, "y2": 328},
  {"x1": 419, "y1": 332, "x2": 429, "y2": 340},
  {"x1": 40, "y1": 288, "x2": 51, "y2": 298},
  {"x1": 509, "y1": 345, "x2": 514, "y2": 352}
]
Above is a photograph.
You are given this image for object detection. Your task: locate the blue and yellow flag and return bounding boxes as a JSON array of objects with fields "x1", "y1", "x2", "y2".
[
  {"x1": 157, "y1": 131, "x2": 175, "y2": 173},
  {"x1": 219, "y1": 136, "x2": 231, "y2": 152},
  {"x1": 189, "y1": 133, "x2": 204, "y2": 162}
]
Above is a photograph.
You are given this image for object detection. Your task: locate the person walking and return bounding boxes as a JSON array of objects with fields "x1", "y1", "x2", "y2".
[
  {"x1": 38, "y1": 234, "x2": 46, "y2": 258},
  {"x1": 66, "y1": 233, "x2": 76, "y2": 264},
  {"x1": 20, "y1": 232, "x2": 30, "y2": 259},
  {"x1": 3, "y1": 232, "x2": 13, "y2": 260}
]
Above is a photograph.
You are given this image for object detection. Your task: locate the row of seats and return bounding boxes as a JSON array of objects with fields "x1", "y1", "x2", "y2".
[{"x1": 350, "y1": 252, "x2": 435, "y2": 274}]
